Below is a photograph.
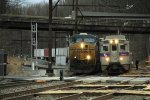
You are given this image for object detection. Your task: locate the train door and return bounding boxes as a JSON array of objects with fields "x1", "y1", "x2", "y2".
[{"x1": 110, "y1": 44, "x2": 119, "y2": 63}]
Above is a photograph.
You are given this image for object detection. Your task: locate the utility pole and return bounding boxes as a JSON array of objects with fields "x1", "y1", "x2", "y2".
[
  {"x1": 72, "y1": 0, "x2": 75, "y2": 11},
  {"x1": 75, "y1": 0, "x2": 78, "y2": 34},
  {"x1": 48, "y1": 0, "x2": 53, "y2": 74}
]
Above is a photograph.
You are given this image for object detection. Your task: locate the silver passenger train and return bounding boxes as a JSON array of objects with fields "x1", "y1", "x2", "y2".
[{"x1": 100, "y1": 35, "x2": 132, "y2": 74}]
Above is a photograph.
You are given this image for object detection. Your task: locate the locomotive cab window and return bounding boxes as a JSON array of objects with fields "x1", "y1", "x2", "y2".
[{"x1": 112, "y1": 45, "x2": 117, "y2": 51}]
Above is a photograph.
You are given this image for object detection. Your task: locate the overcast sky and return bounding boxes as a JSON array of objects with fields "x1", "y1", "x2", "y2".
[{"x1": 26, "y1": 0, "x2": 49, "y2": 4}]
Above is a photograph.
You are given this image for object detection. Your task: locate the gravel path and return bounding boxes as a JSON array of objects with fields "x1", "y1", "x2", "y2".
[
  {"x1": 108, "y1": 95, "x2": 150, "y2": 100},
  {"x1": 31, "y1": 94, "x2": 97, "y2": 100},
  {"x1": 31, "y1": 94, "x2": 150, "y2": 100},
  {"x1": 31, "y1": 96, "x2": 56, "y2": 100},
  {"x1": 0, "y1": 78, "x2": 14, "y2": 84},
  {"x1": 0, "y1": 81, "x2": 65, "y2": 94}
]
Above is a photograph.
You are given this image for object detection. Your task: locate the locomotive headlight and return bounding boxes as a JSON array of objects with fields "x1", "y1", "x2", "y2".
[
  {"x1": 119, "y1": 57, "x2": 123, "y2": 61},
  {"x1": 109, "y1": 40, "x2": 113, "y2": 44},
  {"x1": 74, "y1": 56, "x2": 77, "y2": 59},
  {"x1": 86, "y1": 55, "x2": 91, "y2": 60},
  {"x1": 115, "y1": 39, "x2": 119, "y2": 44},
  {"x1": 80, "y1": 43, "x2": 84, "y2": 49},
  {"x1": 105, "y1": 57, "x2": 110, "y2": 62}
]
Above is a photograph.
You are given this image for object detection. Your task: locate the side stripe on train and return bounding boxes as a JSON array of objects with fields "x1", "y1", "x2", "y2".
[{"x1": 119, "y1": 52, "x2": 129, "y2": 56}]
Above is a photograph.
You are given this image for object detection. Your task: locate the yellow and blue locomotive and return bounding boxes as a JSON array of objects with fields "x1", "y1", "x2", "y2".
[{"x1": 69, "y1": 33, "x2": 101, "y2": 74}]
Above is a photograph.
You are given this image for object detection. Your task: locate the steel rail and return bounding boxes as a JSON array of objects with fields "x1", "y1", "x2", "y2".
[
  {"x1": 0, "y1": 81, "x2": 35, "y2": 89},
  {"x1": 0, "y1": 81, "x2": 82, "y2": 100}
]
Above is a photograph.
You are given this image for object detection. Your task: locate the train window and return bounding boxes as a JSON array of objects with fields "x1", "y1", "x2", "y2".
[
  {"x1": 76, "y1": 38, "x2": 83, "y2": 42},
  {"x1": 84, "y1": 38, "x2": 95, "y2": 43},
  {"x1": 71, "y1": 37, "x2": 95, "y2": 43},
  {"x1": 120, "y1": 45, "x2": 126, "y2": 51},
  {"x1": 103, "y1": 46, "x2": 108, "y2": 51},
  {"x1": 112, "y1": 45, "x2": 117, "y2": 51}
]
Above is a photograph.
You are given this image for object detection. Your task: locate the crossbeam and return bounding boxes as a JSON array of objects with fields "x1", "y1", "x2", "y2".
[
  {"x1": 77, "y1": 11, "x2": 150, "y2": 19},
  {"x1": 0, "y1": 14, "x2": 150, "y2": 33}
]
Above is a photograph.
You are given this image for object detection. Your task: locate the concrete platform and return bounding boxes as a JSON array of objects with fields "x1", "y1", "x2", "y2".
[
  {"x1": 0, "y1": 76, "x2": 78, "y2": 81},
  {"x1": 97, "y1": 77, "x2": 112, "y2": 82},
  {"x1": 78, "y1": 76, "x2": 111, "y2": 82},
  {"x1": 1, "y1": 76, "x2": 150, "y2": 84},
  {"x1": 129, "y1": 78, "x2": 150, "y2": 84},
  {"x1": 106, "y1": 77, "x2": 135, "y2": 83}
]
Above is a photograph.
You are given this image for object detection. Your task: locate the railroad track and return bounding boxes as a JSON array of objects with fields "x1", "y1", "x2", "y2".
[
  {"x1": 1, "y1": 75, "x2": 150, "y2": 100},
  {"x1": 0, "y1": 81, "x2": 36, "y2": 89},
  {"x1": 0, "y1": 74, "x2": 95, "y2": 100},
  {"x1": 34, "y1": 78, "x2": 150, "y2": 100},
  {"x1": 0, "y1": 81, "x2": 82, "y2": 100}
]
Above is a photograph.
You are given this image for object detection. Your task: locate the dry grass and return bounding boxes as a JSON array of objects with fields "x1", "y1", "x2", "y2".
[{"x1": 7, "y1": 56, "x2": 25, "y2": 75}]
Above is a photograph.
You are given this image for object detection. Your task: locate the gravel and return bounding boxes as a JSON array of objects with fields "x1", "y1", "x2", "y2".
[
  {"x1": 0, "y1": 81, "x2": 65, "y2": 94},
  {"x1": 31, "y1": 94, "x2": 150, "y2": 100},
  {"x1": 0, "y1": 78, "x2": 13, "y2": 84},
  {"x1": 32, "y1": 94, "x2": 98, "y2": 100},
  {"x1": 108, "y1": 95, "x2": 150, "y2": 100},
  {"x1": 31, "y1": 96, "x2": 56, "y2": 100}
]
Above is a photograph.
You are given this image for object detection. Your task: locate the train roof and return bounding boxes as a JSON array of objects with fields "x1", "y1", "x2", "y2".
[
  {"x1": 71, "y1": 33, "x2": 97, "y2": 38},
  {"x1": 105, "y1": 35, "x2": 126, "y2": 40}
]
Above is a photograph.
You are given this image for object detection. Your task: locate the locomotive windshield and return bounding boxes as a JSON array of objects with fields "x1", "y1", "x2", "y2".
[
  {"x1": 71, "y1": 35, "x2": 97, "y2": 43},
  {"x1": 73, "y1": 38, "x2": 95, "y2": 43}
]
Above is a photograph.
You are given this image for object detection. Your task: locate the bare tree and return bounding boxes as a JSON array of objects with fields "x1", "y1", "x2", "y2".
[
  {"x1": 6, "y1": 0, "x2": 24, "y2": 14},
  {"x1": 24, "y1": 2, "x2": 49, "y2": 16},
  {"x1": 0, "y1": 0, "x2": 8, "y2": 14}
]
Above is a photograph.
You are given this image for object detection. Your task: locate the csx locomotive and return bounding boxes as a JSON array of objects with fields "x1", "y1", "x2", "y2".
[
  {"x1": 69, "y1": 33, "x2": 101, "y2": 74},
  {"x1": 100, "y1": 35, "x2": 132, "y2": 74}
]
